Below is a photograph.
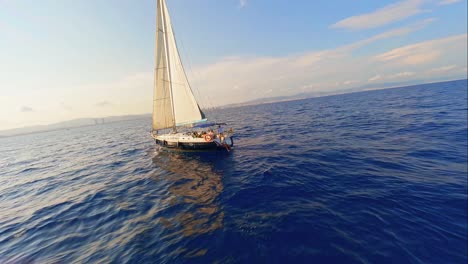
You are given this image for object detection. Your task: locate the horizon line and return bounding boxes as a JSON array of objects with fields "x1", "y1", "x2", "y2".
[{"x1": 1, "y1": 77, "x2": 466, "y2": 135}]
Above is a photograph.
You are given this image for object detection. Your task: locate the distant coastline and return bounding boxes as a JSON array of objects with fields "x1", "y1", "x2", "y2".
[
  {"x1": 0, "y1": 114, "x2": 150, "y2": 138},
  {"x1": 221, "y1": 78, "x2": 468, "y2": 109},
  {"x1": 1, "y1": 78, "x2": 466, "y2": 138}
]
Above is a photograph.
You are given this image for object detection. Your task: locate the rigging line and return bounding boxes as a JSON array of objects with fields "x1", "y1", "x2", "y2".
[
  {"x1": 207, "y1": 95, "x2": 218, "y2": 123},
  {"x1": 177, "y1": 39, "x2": 209, "y2": 109},
  {"x1": 169, "y1": 11, "x2": 215, "y2": 113},
  {"x1": 168, "y1": 16, "x2": 210, "y2": 114},
  {"x1": 178, "y1": 41, "x2": 206, "y2": 109},
  {"x1": 183, "y1": 44, "x2": 216, "y2": 111}
]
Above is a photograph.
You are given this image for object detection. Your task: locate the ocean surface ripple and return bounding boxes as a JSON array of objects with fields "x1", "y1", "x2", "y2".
[{"x1": 0, "y1": 80, "x2": 467, "y2": 263}]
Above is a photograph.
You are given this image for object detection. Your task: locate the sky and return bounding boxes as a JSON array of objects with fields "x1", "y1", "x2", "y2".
[{"x1": 0, "y1": 0, "x2": 467, "y2": 130}]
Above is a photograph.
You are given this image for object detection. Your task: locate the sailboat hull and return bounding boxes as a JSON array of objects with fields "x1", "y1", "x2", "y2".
[
  {"x1": 152, "y1": 133, "x2": 234, "y2": 151},
  {"x1": 155, "y1": 139, "x2": 218, "y2": 150}
]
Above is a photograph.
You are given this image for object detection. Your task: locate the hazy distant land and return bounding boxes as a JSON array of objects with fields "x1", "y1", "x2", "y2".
[
  {"x1": 223, "y1": 78, "x2": 467, "y2": 108},
  {"x1": 0, "y1": 115, "x2": 151, "y2": 138}
]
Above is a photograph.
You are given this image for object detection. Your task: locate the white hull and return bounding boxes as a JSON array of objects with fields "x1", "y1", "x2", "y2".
[{"x1": 151, "y1": 132, "x2": 234, "y2": 150}]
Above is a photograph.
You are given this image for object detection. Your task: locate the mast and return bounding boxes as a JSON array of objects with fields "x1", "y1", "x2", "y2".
[
  {"x1": 160, "y1": 0, "x2": 177, "y2": 132},
  {"x1": 152, "y1": 1, "x2": 158, "y2": 133}
]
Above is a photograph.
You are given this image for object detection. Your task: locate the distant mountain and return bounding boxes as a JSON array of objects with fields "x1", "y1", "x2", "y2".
[
  {"x1": 222, "y1": 78, "x2": 466, "y2": 108},
  {"x1": 0, "y1": 114, "x2": 150, "y2": 138}
]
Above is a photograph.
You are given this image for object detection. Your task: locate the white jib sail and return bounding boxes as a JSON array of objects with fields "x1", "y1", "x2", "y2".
[{"x1": 152, "y1": 0, "x2": 205, "y2": 131}]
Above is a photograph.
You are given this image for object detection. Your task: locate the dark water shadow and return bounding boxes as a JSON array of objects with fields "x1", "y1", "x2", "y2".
[{"x1": 146, "y1": 149, "x2": 234, "y2": 260}]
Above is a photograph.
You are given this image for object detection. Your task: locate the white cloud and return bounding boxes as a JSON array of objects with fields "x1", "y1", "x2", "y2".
[
  {"x1": 417, "y1": 65, "x2": 467, "y2": 79},
  {"x1": 429, "y1": 65, "x2": 457, "y2": 73},
  {"x1": 366, "y1": 72, "x2": 416, "y2": 83},
  {"x1": 438, "y1": 0, "x2": 462, "y2": 5},
  {"x1": 343, "y1": 80, "x2": 359, "y2": 85},
  {"x1": 189, "y1": 32, "x2": 467, "y2": 106},
  {"x1": 239, "y1": 0, "x2": 247, "y2": 8},
  {"x1": 340, "y1": 18, "x2": 435, "y2": 51},
  {"x1": 96, "y1": 101, "x2": 112, "y2": 107},
  {"x1": 292, "y1": 19, "x2": 434, "y2": 69},
  {"x1": 60, "y1": 102, "x2": 72, "y2": 111},
  {"x1": 20, "y1": 106, "x2": 34, "y2": 112},
  {"x1": 383, "y1": 72, "x2": 417, "y2": 81},
  {"x1": 390, "y1": 71, "x2": 416, "y2": 78},
  {"x1": 331, "y1": 0, "x2": 426, "y2": 30},
  {"x1": 368, "y1": 75, "x2": 382, "y2": 82},
  {"x1": 374, "y1": 34, "x2": 467, "y2": 65}
]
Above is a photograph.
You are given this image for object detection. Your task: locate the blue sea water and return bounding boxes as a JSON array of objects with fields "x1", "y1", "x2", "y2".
[{"x1": 0, "y1": 80, "x2": 467, "y2": 263}]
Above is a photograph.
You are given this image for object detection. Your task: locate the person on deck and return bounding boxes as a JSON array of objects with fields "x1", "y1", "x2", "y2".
[
  {"x1": 217, "y1": 125, "x2": 225, "y2": 142},
  {"x1": 207, "y1": 129, "x2": 214, "y2": 137}
]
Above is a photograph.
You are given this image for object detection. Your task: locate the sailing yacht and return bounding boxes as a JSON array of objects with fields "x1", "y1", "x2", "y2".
[{"x1": 151, "y1": 0, "x2": 234, "y2": 150}]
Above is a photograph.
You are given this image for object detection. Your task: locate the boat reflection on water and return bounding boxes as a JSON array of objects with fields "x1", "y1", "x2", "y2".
[{"x1": 151, "y1": 149, "x2": 229, "y2": 259}]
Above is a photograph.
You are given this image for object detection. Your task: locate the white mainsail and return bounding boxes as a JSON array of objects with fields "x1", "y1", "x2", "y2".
[{"x1": 153, "y1": 0, "x2": 205, "y2": 131}]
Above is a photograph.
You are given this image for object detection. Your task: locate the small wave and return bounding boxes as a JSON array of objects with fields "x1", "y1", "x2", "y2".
[{"x1": 0, "y1": 80, "x2": 466, "y2": 263}]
